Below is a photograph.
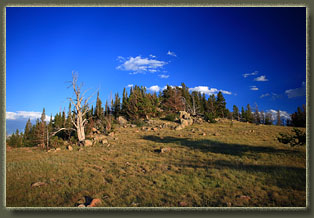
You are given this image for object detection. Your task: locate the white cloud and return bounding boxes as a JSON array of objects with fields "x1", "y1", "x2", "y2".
[
  {"x1": 260, "y1": 93, "x2": 270, "y2": 98},
  {"x1": 189, "y1": 86, "x2": 232, "y2": 95},
  {"x1": 116, "y1": 56, "x2": 167, "y2": 74},
  {"x1": 243, "y1": 71, "x2": 258, "y2": 78},
  {"x1": 147, "y1": 85, "x2": 161, "y2": 92},
  {"x1": 285, "y1": 82, "x2": 306, "y2": 98},
  {"x1": 149, "y1": 54, "x2": 156, "y2": 58},
  {"x1": 267, "y1": 109, "x2": 291, "y2": 121},
  {"x1": 126, "y1": 84, "x2": 133, "y2": 88},
  {"x1": 6, "y1": 111, "x2": 52, "y2": 122},
  {"x1": 167, "y1": 51, "x2": 177, "y2": 57},
  {"x1": 158, "y1": 74, "x2": 170, "y2": 79},
  {"x1": 250, "y1": 86, "x2": 259, "y2": 91},
  {"x1": 254, "y1": 75, "x2": 268, "y2": 82}
]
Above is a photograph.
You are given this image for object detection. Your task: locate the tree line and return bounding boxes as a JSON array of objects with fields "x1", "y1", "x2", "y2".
[{"x1": 7, "y1": 79, "x2": 306, "y2": 148}]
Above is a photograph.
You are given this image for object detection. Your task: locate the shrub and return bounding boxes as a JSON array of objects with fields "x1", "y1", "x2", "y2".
[
  {"x1": 277, "y1": 128, "x2": 306, "y2": 147},
  {"x1": 164, "y1": 113, "x2": 179, "y2": 122},
  {"x1": 131, "y1": 119, "x2": 145, "y2": 127},
  {"x1": 204, "y1": 112, "x2": 217, "y2": 123}
]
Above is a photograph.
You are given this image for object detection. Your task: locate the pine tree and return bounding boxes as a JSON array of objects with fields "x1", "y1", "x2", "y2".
[
  {"x1": 246, "y1": 104, "x2": 253, "y2": 123},
  {"x1": 291, "y1": 105, "x2": 306, "y2": 127},
  {"x1": 216, "y1": 91, "x2": 227, "y2": 118},
  {"x1": 241, "y1": 106, "x2": 246, "y2": 122},
  {"x1": 254, "y1": 104, "x2": 261, "y2": 124},
  {"x1": 232, "y1": 105, "x2": 239, "y2": 121},
  {"x1": 113, "y1": 93, "x2": 121, "y2": 118},
  {"x1": 265, "y1": 112, "x2": 273, "y2": 125}
]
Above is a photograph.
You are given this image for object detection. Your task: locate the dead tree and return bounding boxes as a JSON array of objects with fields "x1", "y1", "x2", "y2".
[{"x1": 67, "y1": 72, "x2": 93, "y2": 146}]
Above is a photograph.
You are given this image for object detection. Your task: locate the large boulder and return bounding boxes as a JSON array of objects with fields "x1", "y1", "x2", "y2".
[
  {"x1": 117, "y1": 116, "x2": 128, "y2": 125},
  {"x1": 179, "y1": 111, "x2": 191, "y2": 119}
]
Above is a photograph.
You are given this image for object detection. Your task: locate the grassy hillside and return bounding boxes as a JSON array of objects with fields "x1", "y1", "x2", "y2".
[{"x1": 6, "y1": 119, "x2": 306, "y2": 207}]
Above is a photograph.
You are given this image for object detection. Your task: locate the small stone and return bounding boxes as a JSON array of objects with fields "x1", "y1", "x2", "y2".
[
  {"x1": 31, "y1": 182, "x2": 46, "y2": 187},
  {"x1": 161, "y1": 147, "x2": 171, "y2": 153},
  {"x1": 78, "y1": 148, "x2": 84, "y2": 152},
  {"x1": 201, "y1": 133, "x2": 206, "y2": 136},
  {"x1": 55, "y1": 147, "x2": 61, "y2": 151},
  {"x1": 108, "y1": 132, "x2": 115, "y2": 137},
  {"x1": 67, "y1": 145, "x2": 73, "y2": 151},
  {"x1": 85, "y1": 140, "x2": 93, "y2": 147},
  {"x1": 131, "y1": 124, "x2": 137, "y2": 128},
  {"x1": 179, "y1": 201, "x2": 188, "y2": 207},
  {"x1": 213, "y1": 132, "x2": 220, "y2": 136},
  {"x1": 78, "y1": 204, "x2": 86, "y2": 207}
]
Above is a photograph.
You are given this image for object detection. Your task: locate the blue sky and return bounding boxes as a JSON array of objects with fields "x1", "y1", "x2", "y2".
[{"x1": 6, "y1": 7, "x2": 306, "y2": 134}]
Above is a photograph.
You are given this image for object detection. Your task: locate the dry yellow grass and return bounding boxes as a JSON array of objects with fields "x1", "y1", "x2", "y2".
[{"x1": 6, "y1": 120, "x2": 306, "y2": 207}]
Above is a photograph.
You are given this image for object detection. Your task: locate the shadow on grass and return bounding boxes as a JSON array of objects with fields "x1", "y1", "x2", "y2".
[
  {"x1": 143, "y1": 135, "x2": 302, "y2": 157},
  {"x1": 142, "y1": 135, "x2": 306, "y2": 191}
]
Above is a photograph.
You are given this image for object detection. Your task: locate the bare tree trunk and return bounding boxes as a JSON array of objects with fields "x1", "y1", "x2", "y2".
[{"x1": 68, "y1": 72, "x2": 93, "y2": 146}]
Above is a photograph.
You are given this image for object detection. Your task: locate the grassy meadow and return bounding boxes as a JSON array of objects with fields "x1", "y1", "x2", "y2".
[{"x1": 6, "y1": 119, "x2": 306, "y2": 207}]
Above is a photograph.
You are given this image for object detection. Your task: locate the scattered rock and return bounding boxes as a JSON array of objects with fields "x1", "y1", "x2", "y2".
[
  {"x1": 85, "y1": 140, "x2": 93, "y2": 147},
  {"x1": 226, "y1": 202, "x2": 232, "y2": 207},
  {"x1": 100, "y1": 139, "x2": 108, "y2": 144},
  {"x1": 78, "y1": 204, "x2": 86, "y2": 207},
  {"x1": 161, "y1": 147, "x2": 171, "y2": 153},
  {"x1": 31, "y1": 182, "x2": 47, "y2": 187},
  {"x1": 236, "y1": 195, "x2": 251, "y2": 200},
  {"x1": 87, "y1": 198, "x2": 101, "y2": 207},
  {"x1": 201, "y1": 133, "x2": 206, "y2": 136},
  {"x1": 108, "y1": 132, "x2": 115, "y2": 137},
  {"x1": 55, "y1": 147, "x2": 61, "y2": 151},
  {"x1": 152, "y1": 127, "x2": 158, "y2": 131},
  {"x1": 179, "y1": 201, "x2": 188, "y2": 207},
  {"x1": 135, "y1": 130, "x2": 139, "y2": 133},
  {"x1": 213, "y1": 132, "x2": 220, "y2": 136},
  {"x1": 67, "y1": 145, "x2": 73, "y2": 151},
  {"x1": 130, "y1": 124, "x2": 137, "y2": 128},
  {"x1": 78, "y1": 148, "x2": 84, "y2": 152},
  {"x1": 117, "y1": 116, "x2": 128, "y2": 125}
]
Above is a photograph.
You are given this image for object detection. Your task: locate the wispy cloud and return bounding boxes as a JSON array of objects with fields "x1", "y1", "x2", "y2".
[
  {"x1": 116, "y1": 56, "x2": 167, "y2": 74},
  {"x1": 126, "y1": 84, "x2": 133, "y2": 88},
  {"x1": 260, "y1": 93, "x2": 270, "y2": 98},
  {"x1": 254, "y1": 75, "x2": 268, "y2": 82},
  {"x1": 189, "y1": 86, "x2": 232, "y2": 95},
  {"x1": 250, "y1": 85, "x2": 259, "y2": 91},
  {"x1": 285, "y1": 82, "x2": 306, "y2": 98},
  {"x1": 158, "y1": 74, "x2": 170, "y2": 79},
  {"x1": 167, "y1": 51, "x2": 177, "y2": 57},
  {"x1": 243, "y1": 71, "x2": 258, "y2": 78},
  {"x1": 6, "y1": 111, "x2": 52, "y2": 122},
  {"x1": 149, "y1": 54, "x2": 156, "y2": 58}
]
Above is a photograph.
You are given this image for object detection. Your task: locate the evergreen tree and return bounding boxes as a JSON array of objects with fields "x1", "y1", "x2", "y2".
[
  {"x1": 246, "y1": 104, "x2": 254, "y2": 123},
  {"x1": 207, "y1": 94, "x2": 216, "y2": 118},
  {"x1": 161, "y1": 85, "x2": 184, "y2": 114},
  {"x1": 113, "y1": 93, "x2": 121, "y2": 118},
  {"x1": 254, "y1": 104, "x2": 261, "y2": 124},
  {"x1": 291, "y1": 105, "x2": 306, "y2": 127},
  {"x1": 216, "y1": 91, "x2": 227, "y2": 118},
  {"x1": 95, "y1": 91, "x2": 105, "y2": 121},
  {"x1": 232, "y1": 105, "x2": 239, "y2": 121},
  {"x1": 241, "y1": 106, "x2": 246, "y2": 122},
  {"x1": 265, "y1": 112, "x2": 273, "y2": 125},
  {"x1": 180, "y1": 82, "x2": 192, "y2": 112}
]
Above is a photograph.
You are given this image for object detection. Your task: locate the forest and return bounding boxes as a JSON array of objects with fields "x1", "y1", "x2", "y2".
[{"x1": 6, "y1": 74, "x2": 306, "y2": 149}]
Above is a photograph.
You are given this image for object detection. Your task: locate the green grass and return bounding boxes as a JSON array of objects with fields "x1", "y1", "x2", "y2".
[{"x1": 6, "y1": 120, "x2": 306, "y2": 207}]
